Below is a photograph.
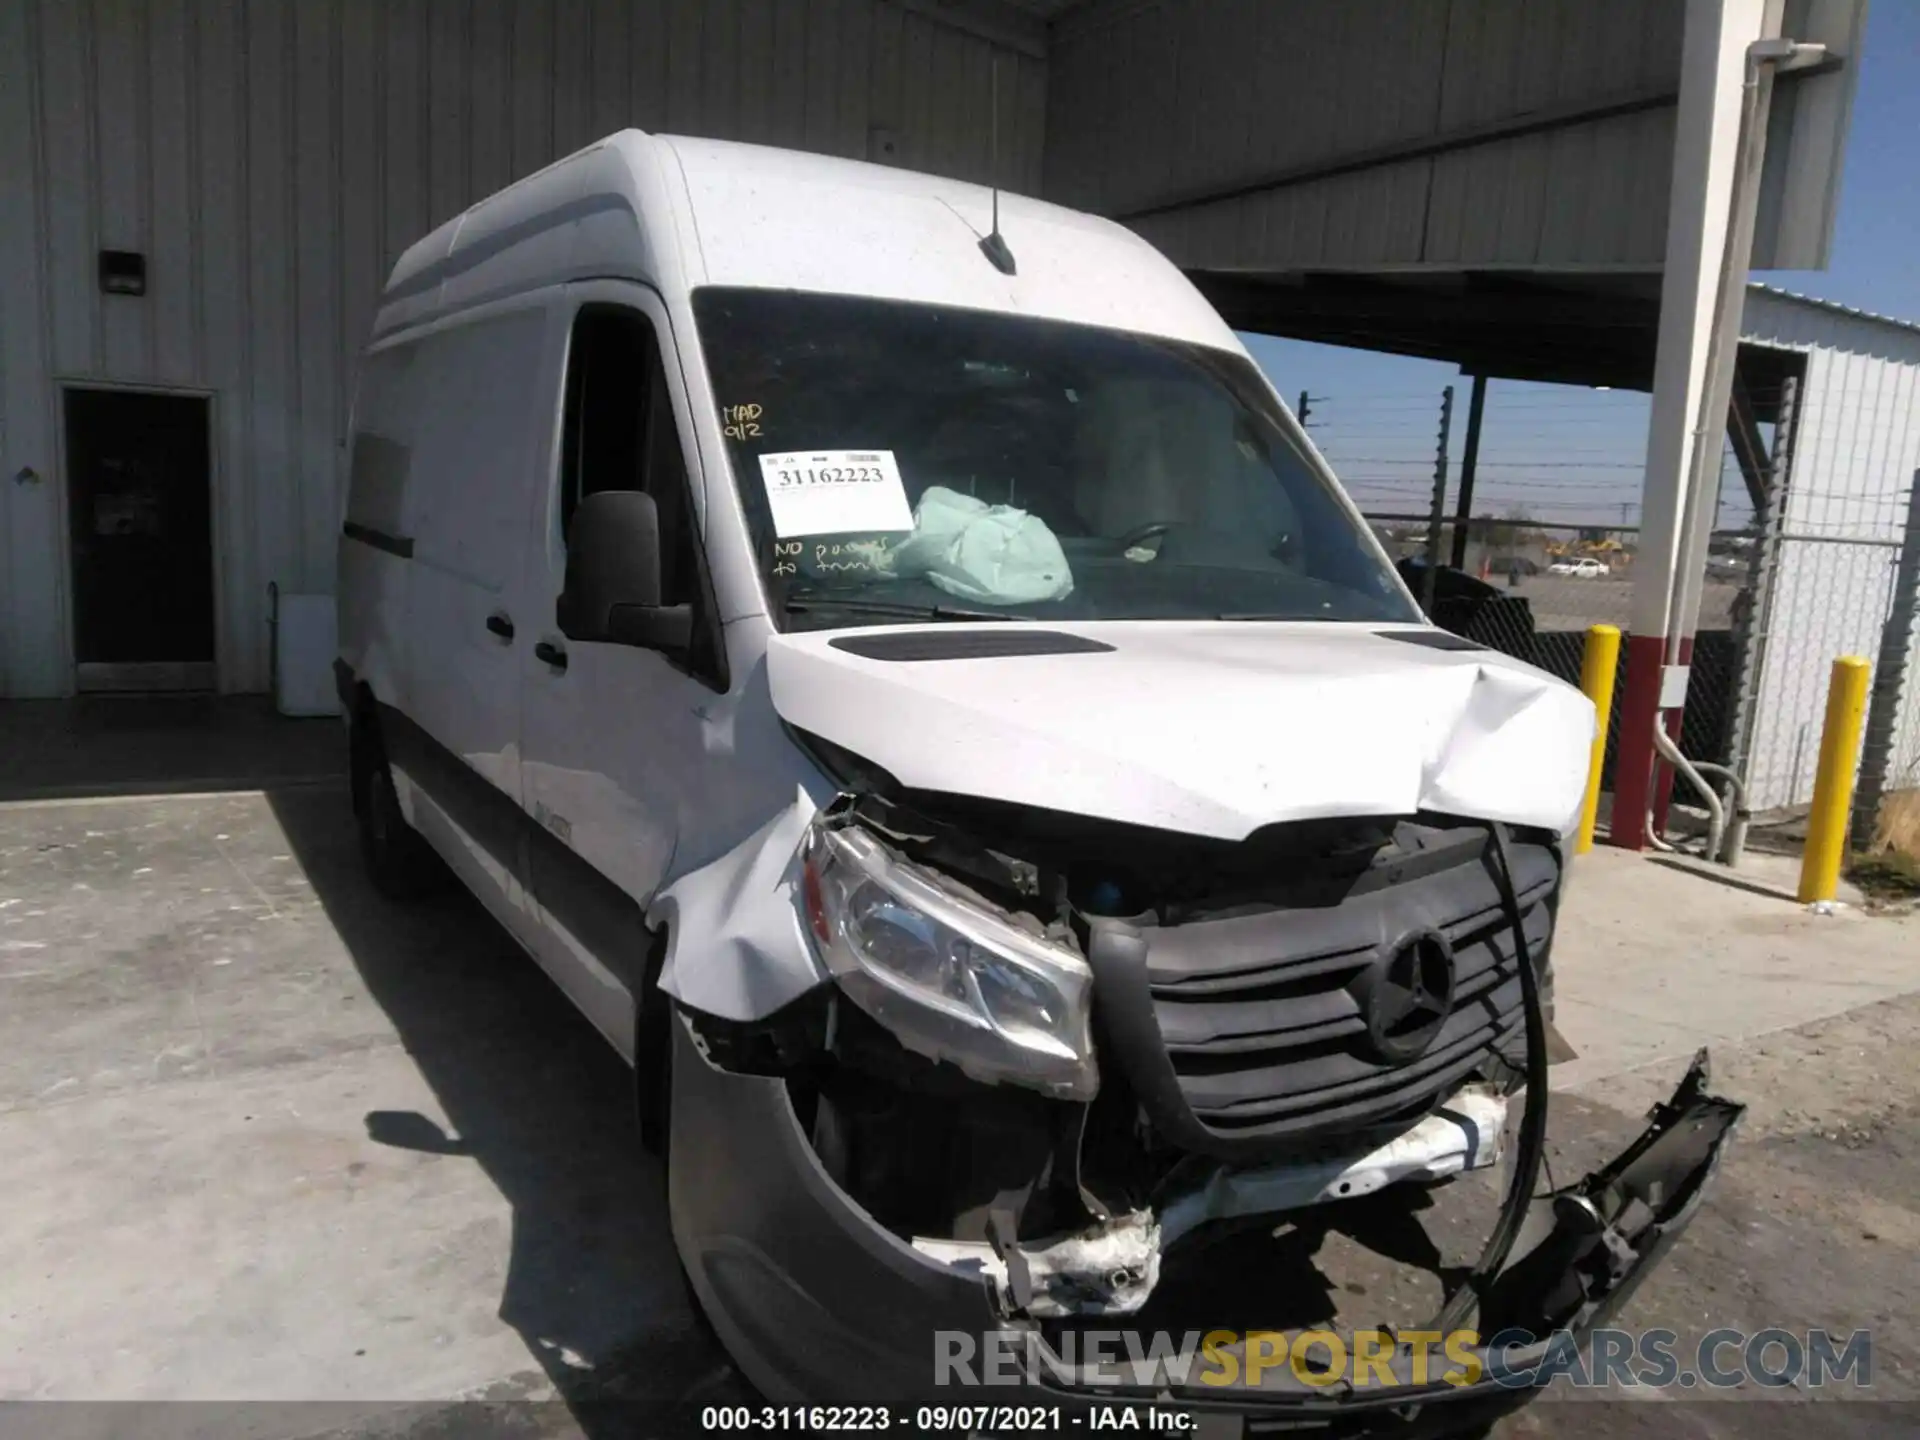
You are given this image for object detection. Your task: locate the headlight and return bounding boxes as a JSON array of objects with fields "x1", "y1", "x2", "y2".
[{"x1": 802, "y1": 823, "x2": 1097, "y2": 1100}]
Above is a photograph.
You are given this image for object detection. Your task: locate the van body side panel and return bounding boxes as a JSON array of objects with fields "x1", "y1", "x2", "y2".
[
  {"x1": 517, "y1": 282, "x2": 725, "y2": 1053},
  {"x1": 338, "y1": 344, "x2": 418, "y2": 718},
  {"x1": 387, "y1": 301, "x2": 554, "y2": 938}
]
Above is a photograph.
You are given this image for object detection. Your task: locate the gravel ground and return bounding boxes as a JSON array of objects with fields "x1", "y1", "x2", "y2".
[{"x1": 1502, "y1": 990, "x2": 1920, "y2": 1438}]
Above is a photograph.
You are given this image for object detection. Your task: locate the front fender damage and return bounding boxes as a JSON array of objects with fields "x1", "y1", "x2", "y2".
[
  {"x1": 645, "y1": 784, "x2": 1744, "y2": 1427},
  {"x1": 648, "y1": 786, "x2": 828, "y2": 1023}
]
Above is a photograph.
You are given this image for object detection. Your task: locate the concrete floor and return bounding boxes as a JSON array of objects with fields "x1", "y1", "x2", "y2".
[
  {"x1": 0, "y1": 781, "x2": 703, "y2": 1409},
  {"x1": 1, "y1": 710, "x2": 1916, "y2": 1438},
  {"x1": 1547, "y1": 845, "x2": 1903, "y2": 1094}
]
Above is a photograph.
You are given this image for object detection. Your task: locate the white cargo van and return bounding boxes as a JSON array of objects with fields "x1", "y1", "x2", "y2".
[{"x1": 336, "y1": 131, "x2": 1741, "y2": 1423}]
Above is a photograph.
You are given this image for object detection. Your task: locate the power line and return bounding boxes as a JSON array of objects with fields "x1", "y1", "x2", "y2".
[
  {"x1": 1339, "y1": 477, "x2": 1652, "y2": 491},
  {"x1": 1322, "y1": 457, "x2": 1648, "y2": 470}
]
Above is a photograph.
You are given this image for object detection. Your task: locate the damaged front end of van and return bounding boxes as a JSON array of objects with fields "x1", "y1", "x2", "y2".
[{"x1": 649, "y1": 629, "x2": 1743, "y2": 1431}]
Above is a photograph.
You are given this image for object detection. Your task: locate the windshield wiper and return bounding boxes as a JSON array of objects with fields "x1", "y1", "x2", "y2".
[{"x1": 784, "y1": 595, "x2": 1018, "y2": 623}]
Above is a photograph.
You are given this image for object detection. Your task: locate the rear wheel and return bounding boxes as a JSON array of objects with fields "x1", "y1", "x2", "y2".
[{"x1": 351, "y1": 709, "x2": 443, "y2": 901}]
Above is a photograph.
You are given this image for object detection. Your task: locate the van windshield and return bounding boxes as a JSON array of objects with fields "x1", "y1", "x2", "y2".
[{"x1": 691, "y1": 288, "x2": 1418, "y2": 630}]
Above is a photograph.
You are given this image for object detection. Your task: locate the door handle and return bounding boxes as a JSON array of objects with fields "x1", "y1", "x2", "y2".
[
  {"x1": 534, "y1": 640, "x2": 568, "y2": 672},
  {"x1": 485, "y1": 612, "x2": 515, "y2": 641}
]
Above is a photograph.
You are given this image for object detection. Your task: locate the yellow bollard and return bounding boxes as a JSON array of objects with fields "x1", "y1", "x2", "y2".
[
  {"x1": 1798, "y1": 655, "x2": 1872, "y2": 904},
  {"x1": 1575, "y1": 624, "x2": 1622, "y2": 855}
]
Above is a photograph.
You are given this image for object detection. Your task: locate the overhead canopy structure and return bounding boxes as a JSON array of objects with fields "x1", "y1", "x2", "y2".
[
  {"x1": 1195, "y1": 271, "x2": 1669, "y2": 390},
  {"x1": 1195, "y1": 270, "x2": 1807, "y2": 429}
]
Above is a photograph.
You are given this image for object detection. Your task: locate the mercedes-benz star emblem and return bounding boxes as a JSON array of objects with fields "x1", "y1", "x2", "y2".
[{"x1": 1362, "y1": 929, "x2": 1457, "y2": 1064}]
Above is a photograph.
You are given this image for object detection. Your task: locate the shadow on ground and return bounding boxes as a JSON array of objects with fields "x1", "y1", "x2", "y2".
[
  {"x1": 264, "y1": 784, "x2": 744, "y2": 1434},
  {"x1": 0, "y1": 696, "x2": 346, "y2": 803}
]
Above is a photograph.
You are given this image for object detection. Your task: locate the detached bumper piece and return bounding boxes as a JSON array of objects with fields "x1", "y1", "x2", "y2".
[{"x1": 1034, "y1": 1052, "x2": 1745, "y2": 1436}]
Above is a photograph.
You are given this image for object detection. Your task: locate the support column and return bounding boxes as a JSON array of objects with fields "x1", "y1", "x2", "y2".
[
  {"x1": 1611, "y1": 0, "x2": 1775, "y2": 849},
  {"x1": 1450, "y1": 375, "x2": 1488, "y2": 572}
]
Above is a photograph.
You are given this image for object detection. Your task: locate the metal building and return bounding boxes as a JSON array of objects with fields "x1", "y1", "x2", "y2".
[
  {"x1": 0, "y1": 0, "x2": 1863, "y2": 702},
  {"x1": 1737, "y1": 285, "x2": 1920, "y2": 817},
  {"x1": 0, "y1": 0, "x2": 1048, "y2": 697}
]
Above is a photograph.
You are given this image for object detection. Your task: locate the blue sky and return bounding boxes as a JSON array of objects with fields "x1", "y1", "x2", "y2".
[{"x1": 1246, "y1": 1, "x2": 1919, "y2": 532}]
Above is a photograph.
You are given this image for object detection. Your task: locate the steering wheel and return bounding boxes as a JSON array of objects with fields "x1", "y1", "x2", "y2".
[{"x1": 1113, "y1": 520, "x2": 1179, "y2": 551}]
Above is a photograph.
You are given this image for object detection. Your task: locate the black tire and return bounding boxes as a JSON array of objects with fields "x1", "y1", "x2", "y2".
[
  {"x1": 633, "y1": 951, "x2": 728, "y2": 1357},
  {"x1": 352, "y1": 711, "x2": 443, "y2": 901},
  {"x1": 635, "y1": 931, "x2": 673, "y2": 1156}
]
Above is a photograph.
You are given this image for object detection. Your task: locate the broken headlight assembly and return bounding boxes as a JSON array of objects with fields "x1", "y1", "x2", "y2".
[{"x1": 801, "y1": 821, "x2": 1097, "y2": 1101}]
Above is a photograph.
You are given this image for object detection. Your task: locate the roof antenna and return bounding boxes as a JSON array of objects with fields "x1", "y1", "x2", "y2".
[{"x1": 978, "y1": 56, "x2": 1017, "y2": 276}]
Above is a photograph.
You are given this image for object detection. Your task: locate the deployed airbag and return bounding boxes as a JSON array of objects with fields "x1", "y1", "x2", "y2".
[{"x1": 889, "y1": 485, "x2": 1074, "y2": 605}]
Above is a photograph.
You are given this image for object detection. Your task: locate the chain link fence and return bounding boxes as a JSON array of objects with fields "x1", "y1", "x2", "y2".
[
  {"x1": 1852, "y1": 477, "x2": 1920, "y2": 854},
  {"x1": 1298, "y1": 356, "x2": 1920, "y2": 853},
  {"x1": 1313, "y1": 386, "x2": 1758, "y2": 788},
  {"x1": 1737, "y1": 437, "x2": 1919, "y2": 829},
  {"x1": 1365, "y1": 515, "x2": 1750, "y2": 786}
]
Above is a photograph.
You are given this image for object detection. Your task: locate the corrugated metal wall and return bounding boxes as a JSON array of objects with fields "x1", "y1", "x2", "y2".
[
  {"x1": 1044, "y1": 0, "x2": 1683, "y2": 272},
  {"x1": 0, "y1": 0, "x2": 1046, "y2": 697},
  {"x1": 1740, "y1": 292, "x2": 1920, "y2": 811}
]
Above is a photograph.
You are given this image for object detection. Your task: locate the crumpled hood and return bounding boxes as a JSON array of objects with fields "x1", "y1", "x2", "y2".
[{"x1": 766, "y1": 622, "x2": 1596, "y2": 840}]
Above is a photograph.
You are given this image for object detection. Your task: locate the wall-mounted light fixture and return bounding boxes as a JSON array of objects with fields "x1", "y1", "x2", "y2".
[{"x1": 98, "y1": 250, "x2": 147, "y2": 296}]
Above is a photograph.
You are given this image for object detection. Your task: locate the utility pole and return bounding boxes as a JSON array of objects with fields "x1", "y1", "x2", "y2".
[
  {"x1": 1449, "y1": 374, "x2": 1488, "y2": 570},
  {"x1": 1422, "y1": 386, "x2": 1455, "y2": 613}
]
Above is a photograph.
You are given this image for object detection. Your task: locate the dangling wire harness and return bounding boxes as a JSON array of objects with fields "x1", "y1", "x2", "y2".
[{"x1": 1425, "y1": 820, "x2": 1552, "y2": 1335}]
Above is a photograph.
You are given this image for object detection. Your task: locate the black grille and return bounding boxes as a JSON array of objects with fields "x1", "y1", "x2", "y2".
[{"x1": 1087, "y1": 822, "x2": 1558, "y2": 1157}]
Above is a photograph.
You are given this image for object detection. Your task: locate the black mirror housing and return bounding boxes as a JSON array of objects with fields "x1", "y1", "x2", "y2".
[
  {"x1": 558, "y1": 490, "x2": 691, "y2": 654},
  {"x1": 607, "y1": 601, "x2": 694, "y2": 652}
]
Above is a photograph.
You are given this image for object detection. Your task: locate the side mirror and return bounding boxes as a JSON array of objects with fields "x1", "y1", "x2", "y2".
[{"x1": 557, "y1": 490, "x2": 695, "y2": 653}]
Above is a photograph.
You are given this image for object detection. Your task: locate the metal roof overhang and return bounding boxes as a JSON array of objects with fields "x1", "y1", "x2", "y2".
[
  {"x1": 1194, "y1": 268, "x2": 1663, "y2": 389},
  {"x1": 1193, "y1": 267, "x2": 1804, "y2": 430}
]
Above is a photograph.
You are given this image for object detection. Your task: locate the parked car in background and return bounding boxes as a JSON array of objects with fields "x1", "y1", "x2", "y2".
[{"x1": 1550, "y1": 556, "x2": 1610, "y2": 578}]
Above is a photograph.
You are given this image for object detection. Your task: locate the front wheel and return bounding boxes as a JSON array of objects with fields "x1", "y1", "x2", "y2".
[
  {"x1": 637, "y1": 975, "x2": 729, "y2": 1358},
  {"x1": 352, "y1": 713, "x2": 443, "y2": 901}
]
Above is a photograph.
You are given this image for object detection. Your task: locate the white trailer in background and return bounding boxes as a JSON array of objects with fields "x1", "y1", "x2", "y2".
[{"x1": 1738, "y1": 286, "x2": 1920, "y2": 817}]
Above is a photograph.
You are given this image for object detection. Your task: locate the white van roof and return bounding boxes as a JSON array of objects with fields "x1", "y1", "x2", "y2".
[{"x1": 371, "y1": 131, "x2": 1240, "y2": 354}]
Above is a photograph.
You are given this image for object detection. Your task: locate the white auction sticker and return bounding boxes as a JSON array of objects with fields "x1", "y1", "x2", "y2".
[{"x1": 757, "y1": 449, "x2": 914, "y2": 538}]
